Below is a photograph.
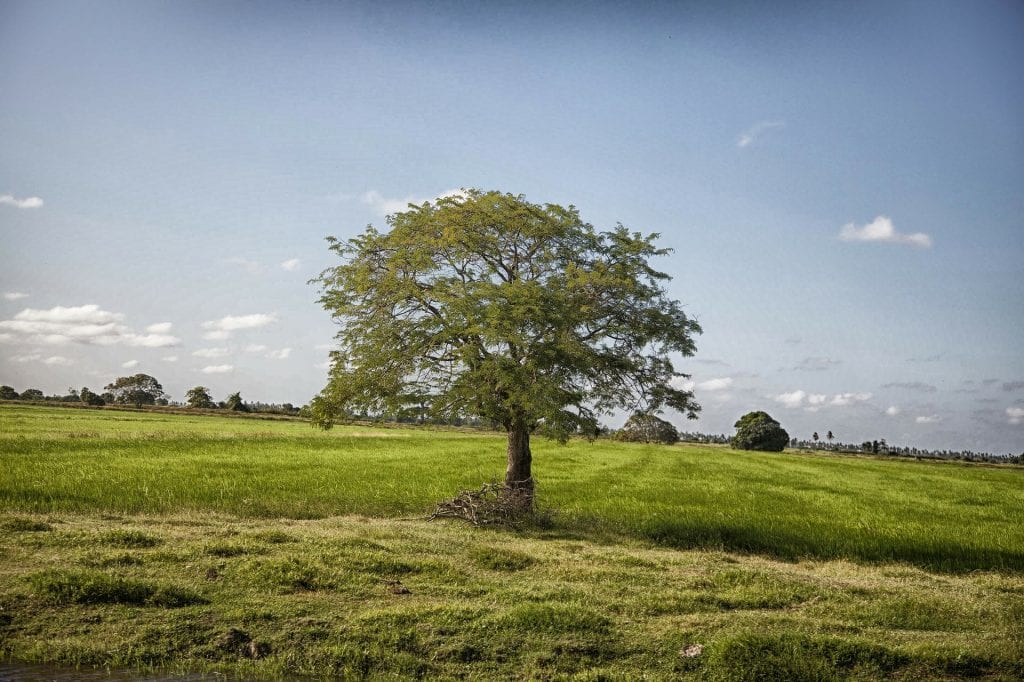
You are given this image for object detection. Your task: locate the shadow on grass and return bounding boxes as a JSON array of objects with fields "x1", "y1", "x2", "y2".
[{"x1": 492, "y1": 512, "x2": 1024, "y2": 574}]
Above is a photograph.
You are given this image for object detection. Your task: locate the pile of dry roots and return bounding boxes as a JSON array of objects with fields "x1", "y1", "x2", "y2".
[{"x1": 429, "y1": 481, "x2": 537, "y2": 527}]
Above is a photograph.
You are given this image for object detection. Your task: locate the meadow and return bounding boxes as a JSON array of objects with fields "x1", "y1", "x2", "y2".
[{"x1": 1, "y1": 404, "x2": 1022, "y2": 680}]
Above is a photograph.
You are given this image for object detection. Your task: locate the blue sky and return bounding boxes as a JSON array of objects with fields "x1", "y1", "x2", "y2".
[{"x1": 1, "y1": 0, "x2": 1022, "y2": 453}]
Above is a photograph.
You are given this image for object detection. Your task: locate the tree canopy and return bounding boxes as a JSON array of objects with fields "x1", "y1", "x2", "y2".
[
  {"x1": 731, "y1": 411, "x2": 790, "y2": 452},
  {"x1": 186, "y1": 386, "x2": 216, "y2": 409},
  {"x1": 615, "y1": 412, "x2": 680, "y2": 444},
  {"x1": 104, "y1": 374, "x2": 165, "y2": 408},
  {"x1": 312, "y1": 190, "x2": 701, "y2": 501}
]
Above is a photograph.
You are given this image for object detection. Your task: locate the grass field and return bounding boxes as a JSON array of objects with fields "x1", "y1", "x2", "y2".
[{"x1": 1, "y1": 404, "x2": 1023, "y2": 679}]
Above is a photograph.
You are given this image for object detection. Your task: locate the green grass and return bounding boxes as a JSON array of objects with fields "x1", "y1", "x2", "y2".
[
  {"x1": 1, "y1": 404, "x2": 1023, "y2": 679},
  {"x1": 1, "y1": 404, "x2": 1021, "y2": 571}
]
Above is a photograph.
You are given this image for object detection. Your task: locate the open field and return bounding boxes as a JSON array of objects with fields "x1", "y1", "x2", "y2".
[{"x1": 1, "y1": 404, "x2": 1023, "y2": 679}]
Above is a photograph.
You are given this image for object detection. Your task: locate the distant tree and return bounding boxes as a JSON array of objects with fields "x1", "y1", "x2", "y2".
[
  {"x1": 0, "y1": 385, "x2": 18, "y2": 400},
  {"x1": 812, "y1": 431, "x2": 819, "y2": 443},
  {"x1": 79, "y1": 387, "x2": 105, "y2": 406},
  {"x1": 826, "y1": 430, "x2": 834, "y2": 443},
  {"x1": 20, "y1": 388, "x2": 44, "y2": 401},
  {"x1": 224, "y1": 392, "x2": 250, "y2": 412},
  {"x1": 731, "y1": 411, "x2": 790, "y2": 452},
  {"x1": 104, "y1": 374, "x2": 165, "y2": 408},
  {"x1": 615, "y1": 412, "x2": 680, "y2": 444},
  {"x1": 310, "y1": 189, "x2": 701, "y2": 506},
  {"x1": 186, "y1": 386, "x2": 216, "y2": 409}
]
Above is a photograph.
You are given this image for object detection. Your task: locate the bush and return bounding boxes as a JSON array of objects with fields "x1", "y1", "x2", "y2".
[
  {"x1": 731, "y1": 411, "x2": 789, "y2": 452},
  {"x1": 615, "y1": 412, "x2": 679, "y2": 444}
]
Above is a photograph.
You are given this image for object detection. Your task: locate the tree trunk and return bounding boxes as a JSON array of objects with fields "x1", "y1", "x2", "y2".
[{"x1": 505, "y1": 420, "x2": 534, "y2": 506}]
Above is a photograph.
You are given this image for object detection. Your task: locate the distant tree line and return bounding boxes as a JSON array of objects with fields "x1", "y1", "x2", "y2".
[
  {"x1": 0, "y1": 376, "x2": 302, "y2": 417},
  {"x1": 790, "y1": 436, "x2": 1022, "y2": 465}
]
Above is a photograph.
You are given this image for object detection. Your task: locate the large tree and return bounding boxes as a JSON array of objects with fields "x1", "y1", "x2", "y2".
[
  {"x1": 104, "y1": 374, "x2": 165, "y2": 408},
  {"x1": 312, "y1": 190, "x2": 701, "y2": 503}
]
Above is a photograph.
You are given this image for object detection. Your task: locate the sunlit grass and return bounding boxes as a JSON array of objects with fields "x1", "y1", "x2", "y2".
[{"x1": 2, "y1": 405, "x2": 1021, "y2": 571}]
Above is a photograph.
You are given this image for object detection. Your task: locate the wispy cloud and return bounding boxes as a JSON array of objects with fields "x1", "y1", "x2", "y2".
[
  {"x1": 243, "y1": 344, "x2": 268, "y2": 353},
  {"x1": 0, "y1": 194, "x2": 44, "y2": 209},
  {"x1": 915, "y1": 414, "x2": 941, "y2": 424},
  {"x1": 839, "y1": 216, "x2": 932, "y2": 248},
  {"x1": 1008, "y1": 407, "x2": 1024, "y2": 425},
  {"x1": 675, "y1": 376, "x2": 733, "y2": 392},
  {"x1": 161, "y1": 355, "x2": 178, "y2": 363},
  {"x1": 886, "y1": 406, "x2": 900, "y2": 416},
  {"x1": 200, "y1": 313, "x2": 277, "y2": 340},
  {"x1": 1002, "y1": 381, "x2": 1024, "y2": 392},
  {"x1": 882, "y1": 381, "x2": 937, "y2": 393},
  {"x1": 280, "y1": 258, "x2": 301, "y2": 271},
  {"x1": 266, "y1": 347, "x2": 292, "y2": 360},
  {"x1": 192, "y1": 347, "x2": 230, "y2": 358},
  {"x1": 831, "y1": 392, "x2": 872, "y2": 406},
  {"x1": 794, "y1": 357, "x2": 841, "y2": 372},
  {"x1": 200, "y1": 364, "x2": 233, "y2": 374},
  {"x1": 43, "y1": 355, "x2": 74, "y2": 366},
  {"x1": 736, "y1": 120, "x2": 784, "y2": 148},
  {"x1": 146, "y1": 322, "x2": 173, "y2": 334},
  {"x1": 226, "y1": 257, "x2": 261, "y2": 274},
  {"x1": 0, "y1": 304, "x2": 181, "y2": 347},
  {"x1": 361, "y1": 189, "x2": 467, "y2": 216},
  {"x1": 3, "y1": 292, "x2": 29, "y2": 301},
  {"x1": 121, "y1": 359, "x2": 139, "y2": 369}
]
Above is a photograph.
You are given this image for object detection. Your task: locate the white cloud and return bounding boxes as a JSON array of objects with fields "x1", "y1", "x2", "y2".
[
  {"x1": 146, "y1": 322, "x2": 173, "y2": 334},
  {"x1": 200, "y1": 364, "x2": 234, "y2": 374},
  {"x1": 266, "y1": 347, "x2": 292, "y2": 360},
  {"x1": 838, "y1": 216, "x2": 932, "y2": 248},
  {"x1": 202, "y1": 330, "x2": 231, "y2": 341},
  {"x1": 42, "y1": 355, "x2": 73, "y2": 366},
  {"x1": 280, "y1": 258, "x2": 301, "y2": 271},
  {"x1": 243, "y1": 344, "x2": 268, "y2": 353},
  {"x1": 915, "y1": 415, "x2": 941, "y2": 424},
  {"x1": 831, "y1": 392, "x2": 872, "y2": 406},
  {"x1": 10, "y1": 354, "x2": 40, "y2": 363},
  {"x1": 192, "y1": 347, "x2": 230, "y2": 358},
  {"x1": 1007, "y1": 407, "x2": 1024, "y2": 425},
  {"x1": 121, "y1": 359, "x2": 139, "y2": 369},
  {"x1": 737, "y1": 120, "x2": 784, "y2": 148},
  {"x1": 886, "y1": 405, "x2": 900, "y2": 416},
  {"x1": 0, "y1": 304, "x2": 181, "y2": 347},
  {"x1": 361, "y1": 188, "x2": 467, "y2": 216},
  {"x1": 775, "y1": 390, "x2": 807, "y2": 408},
  {"x1": 3, "y1": 292, "x2": 29, "y2": 301},
  {"x1": 807, "y1": 394, "x2": 827, "y2": 406},
  {"x1": 696, "y1": 377, "x2": 732, "y2": 391},
  {"x1": 0, "y1": 194, "x2": 44, "y2": 209},
  {"x1": 201, "y1": 313, "x2": 277, "y2": 336},
  {"x1": 162, "y1": 355, "x2": 178, "y2": 362}
]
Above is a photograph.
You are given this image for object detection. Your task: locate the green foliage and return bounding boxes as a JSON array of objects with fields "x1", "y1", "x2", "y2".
[
  {"x1": 0, "y1": 385, "x2": 18, "y2": 400},
  {"x1": 104, "y1": 373, "x2": 165, "y2": 408},
  {"x1": 79, "y1": 386, "x2": 105, "y2": 406},
  {"x1": 614, "y1": 411, "x2": 680, "y2": 444},
  {"x1": 731, "y1": 411, "x2": 790, "y2": 452},
  {"x1": 185, "y1": 385, "x2": 216, "y2": 409},
  {"x1": 311, "y1": 189, "x2": 701, "y2": 442},
  {"x1": 19, "y1": 388, "x2": 43, "y2": 400},
  {"x1": 224, "y1": 391, "x2": 249, "y2": 412}
]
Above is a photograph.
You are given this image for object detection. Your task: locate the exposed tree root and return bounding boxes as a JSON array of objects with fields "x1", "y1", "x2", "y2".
[{"x1": 429, "y1": 481, "x2": 546, "y2": 528}]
